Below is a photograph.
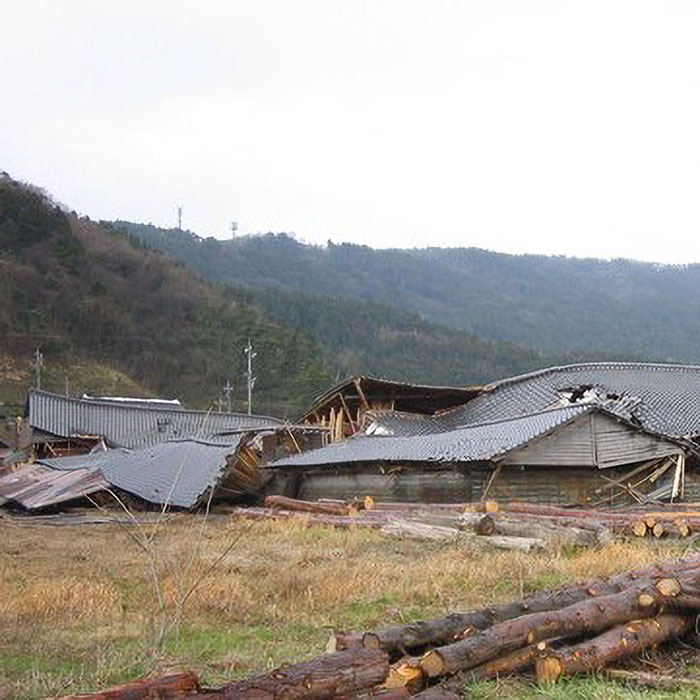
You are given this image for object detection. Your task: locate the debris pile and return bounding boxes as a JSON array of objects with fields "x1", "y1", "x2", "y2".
[{"x1": 60, "y1": 555, "x2": 700, "y2": 698}]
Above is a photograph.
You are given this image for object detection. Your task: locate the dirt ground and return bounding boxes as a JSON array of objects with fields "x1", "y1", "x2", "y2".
[{"x1": 1, "y1": 511, "x2": 699, "y2": 699}]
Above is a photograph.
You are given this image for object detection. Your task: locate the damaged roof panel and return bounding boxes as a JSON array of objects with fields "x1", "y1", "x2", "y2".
[{"x1": 39, "y1": 436, "x2": 246, "y2": 508}]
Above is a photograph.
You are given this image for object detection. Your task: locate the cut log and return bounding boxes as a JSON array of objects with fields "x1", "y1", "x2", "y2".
[
  {"x1": 464, "y1": 514, "x2": 606, "y2": 546},
  {"x1": 264, "y1": 495, "x2": 361, "y2": 516},
  {"x1": 418, "y1": 576, "x2": 693, "y2": 678},
  {"x1": 57, "y1": 671, "x2": 200, "y2": 699},
  {"x1": 358, "y1": 556, "x2": 700, "y2": 655},
  {"x1": 475, "y1": 535, "x2": 545, "y2": 552},
  {"x1": 380, "y1": 520, "x2": 460, "y2": 541},
  {"x1": 198, "y1": 648, "x2": 389, "y2": 699},
  {"x1": 630, "y1": 521, "x2": 647, "y2": 537},
  {"x1": 327, "y1": 631, "x2": 364, "y2": 652},
  {"x1": 535, "y1": 614, "x2": 693, "y2": 683},
  {"x1": 383, "y1": 662, "x2": 423, "y2": 693},
  {"x1": 470, "y1": 641, "x2": 547, "y2": 680}
]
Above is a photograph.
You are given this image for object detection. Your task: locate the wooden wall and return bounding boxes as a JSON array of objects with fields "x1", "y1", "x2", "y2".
[
  {"x1": 264, "y1": 461, "x2": 641, "y2": 505},
  {"x1": 504, "y1": 413, "x2": 679, "y2": 468}
]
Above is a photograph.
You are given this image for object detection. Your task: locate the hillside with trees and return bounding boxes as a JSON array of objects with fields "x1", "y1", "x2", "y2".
[
  {"x1": 116, "y1": 222, "x2": 700, "y2": 364},
  {"x1": 0, "y1": 176, "x2": 329, "y2": 416}
]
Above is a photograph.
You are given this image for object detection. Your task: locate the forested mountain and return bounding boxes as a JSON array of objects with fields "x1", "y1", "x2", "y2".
[
  {"x1": 0, "y1": 176, "x2": 552, "y2": 418},
  {"x1": 0, "y1": 177, "x2": 330, "y2": 416},
  {"x1": 116, "y1": 222, "x2": 700, "y2": 364}
]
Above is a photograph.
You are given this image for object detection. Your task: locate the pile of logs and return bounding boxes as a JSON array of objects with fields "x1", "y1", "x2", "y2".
[
  {"x1": 65, "y1": 555, "x2": 700, "y2": 698},
  {"x1": 226, "y1": 497, "x2": 700, "y2": 549}
]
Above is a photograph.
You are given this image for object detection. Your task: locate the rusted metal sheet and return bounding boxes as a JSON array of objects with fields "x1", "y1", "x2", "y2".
[{"x1": 0, "y1": 463, "x2": 108, "y2": 509}]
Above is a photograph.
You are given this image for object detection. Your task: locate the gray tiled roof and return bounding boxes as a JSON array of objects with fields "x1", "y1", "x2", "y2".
[
  {"x1": 28, "y1": 390, "x2": 282, "y2": 449},
  {"x1": 444, "y1": 362, "x2": 700, "y2": 437},
  {"x1": 267, "y1": 405, "x2": 592, "y2": 468},
  {"x1": 39, "y1": 436, "x2": 245, "y2": 508}
]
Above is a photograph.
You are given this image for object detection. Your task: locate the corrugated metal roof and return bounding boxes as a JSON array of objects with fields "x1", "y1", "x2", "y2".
[
  {"x1": 39, "y1": 436, "x2": 246, "y2": 508},
  {"x1": 27, "y1": 390, "x2": 282, "y2": 449},
  {"x1": 0, "y1": 464, "x2": 108, "y2": 509},
  {"x1": 443, "y1": 362, "x2": 700, "y2": 438},
  {"x1": 268, "y1": 405, "x2": 595, "y2": 468}
]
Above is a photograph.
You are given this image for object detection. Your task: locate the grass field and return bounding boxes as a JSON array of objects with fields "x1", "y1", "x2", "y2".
[{"x1": 1, "y1": 512, "x2": 699, "y2": 699}]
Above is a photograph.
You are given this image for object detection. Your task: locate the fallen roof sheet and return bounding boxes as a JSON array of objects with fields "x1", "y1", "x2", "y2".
[
  {"x1": 39, "y1": 436, "x2": 246, "y2": 508},
  {"x1": 27, "y1": 390, "x2": 283, "y2": 449},
  {"x1": 442, "y1": 362, "x2": 700, "y2": 438},
  {"x1": 0, "y1": 464, "x2": 108, "y2": 510}
]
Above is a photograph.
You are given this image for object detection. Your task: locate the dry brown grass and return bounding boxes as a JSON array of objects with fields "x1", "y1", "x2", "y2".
[{"x1": 0, "y1": 512, "x2": 692, "y2": 699}]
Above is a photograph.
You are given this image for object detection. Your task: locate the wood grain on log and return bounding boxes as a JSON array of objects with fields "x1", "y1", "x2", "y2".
[
  {"x1": 535, "y1": 615, "x2": 693, "y2": 683},
  {"x1": 198, "y1": 649, "x2": 389, "y2": 699},
  {"x1": 57, "y1": 671, "x2": 200, "y2": 700}
]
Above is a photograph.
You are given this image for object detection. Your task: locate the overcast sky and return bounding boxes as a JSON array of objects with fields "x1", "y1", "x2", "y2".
[{"x1": 2, "y1": 1, "x2": 700, "y2": 262}]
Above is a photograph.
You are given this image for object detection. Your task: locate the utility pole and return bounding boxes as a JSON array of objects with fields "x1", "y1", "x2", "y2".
[
  {"x1": 33, "y1": 347, "x2": 44, "y2": 390},
  {"x1": 222, "y1": 379, "x2": 233, "y2": 413},
  {"x1": 177, "y1": 206, "x2": 183, "y2": 230},
  {"x1": 230, "y1": 221, "x2": 238, "y2": 238},
  {"x1": 244, "y1": 339, "x2": 256, "y2": 416}
]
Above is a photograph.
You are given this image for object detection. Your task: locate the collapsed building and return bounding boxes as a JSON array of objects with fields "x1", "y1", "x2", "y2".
[
  {"x1": 0, "y1": 389, "x2": 302, "y2": 510},
  {"x1": 265, "y1": 363, "x2": 700, "y2": 506},
  {"x1": 5, "y1": 362, "x2": 700, "y2": 511}
]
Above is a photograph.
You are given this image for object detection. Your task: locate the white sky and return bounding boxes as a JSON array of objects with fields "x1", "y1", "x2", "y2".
[{"x1": 2, "y1": 1, "x2": 700, "y2": 263}]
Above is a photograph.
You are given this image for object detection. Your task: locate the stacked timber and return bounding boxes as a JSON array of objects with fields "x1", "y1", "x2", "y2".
[
  {"x1": 62, "y1": 556, "x2": 700, "y2": 698},
  {"x1": 229, "y1": 497, "x2": 700, "y2": 547}
]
